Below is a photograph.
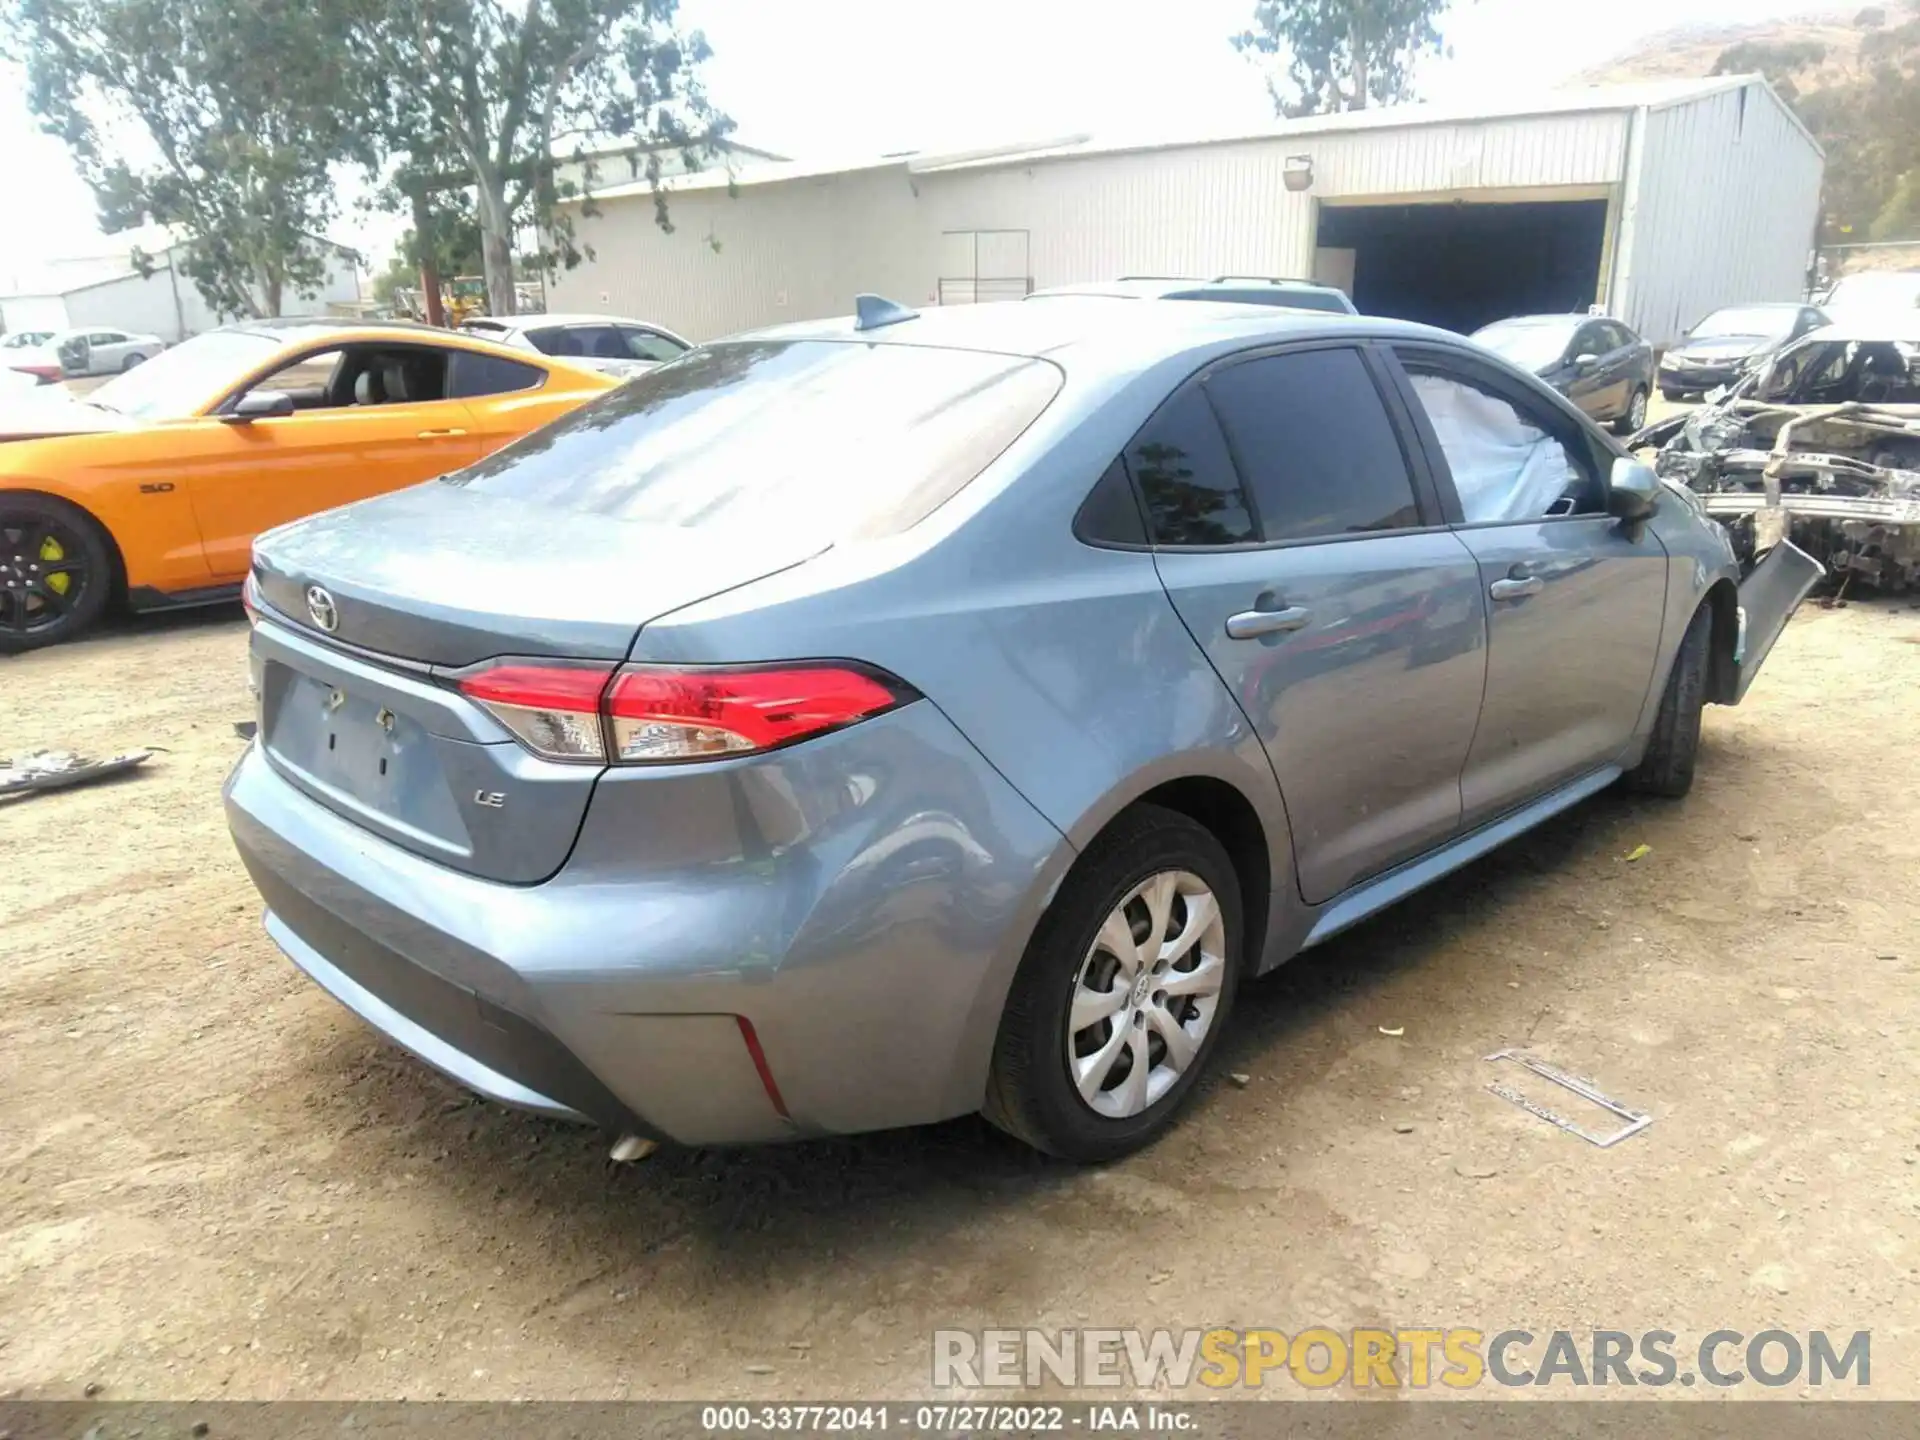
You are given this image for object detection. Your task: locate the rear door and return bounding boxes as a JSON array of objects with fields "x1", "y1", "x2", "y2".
[
  {"x1": 87, "y1": 331, "x2": 127, "y2": 372},
  {"x1": 1141, "y1": 343, "x2": 1489, "y2": 904},
  {"x1": 1388, "y1": 345, "x2": 1669, "y2": 825},
  {"x1": 450, "y1": 346, "x2": 607, "y2": 456}
]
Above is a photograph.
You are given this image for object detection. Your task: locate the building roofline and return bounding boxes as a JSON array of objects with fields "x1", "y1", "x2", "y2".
[{"x1": 564, "y1": 76, "x2": 1819, "y2": 209}]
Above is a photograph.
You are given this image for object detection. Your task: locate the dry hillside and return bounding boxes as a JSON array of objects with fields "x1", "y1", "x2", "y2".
[
  {"x1": 1579, "y1": 7, "x2": 1871, "y2": 88},
  {"x1": 1582, "y1": 4, "x2": 1920, "y2": 246}
]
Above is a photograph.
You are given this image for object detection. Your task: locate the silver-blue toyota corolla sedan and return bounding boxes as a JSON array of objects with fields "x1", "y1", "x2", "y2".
[{"x1": 226, "y1": 297, "x2": 1820, "y2": 1162}]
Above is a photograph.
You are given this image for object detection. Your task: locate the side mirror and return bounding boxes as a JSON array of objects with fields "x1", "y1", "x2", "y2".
[
  {"x1": 1608, "y1": 457, "x2": 1661, "y2": 520},
  {"x1": 226, "y1": 390, "x2": 294, "y2": 423},
  {"x1": 1572, "y1": 352, "x2": 1601, "y2": 370}
]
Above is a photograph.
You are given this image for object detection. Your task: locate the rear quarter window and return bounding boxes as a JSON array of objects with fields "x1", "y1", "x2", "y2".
[
  {"x1": 449, "y1": 340, "x2": 1063, "y2": 543},
  {"x1": 448, "y1": 351, "x2": 547, "y2": 398}
]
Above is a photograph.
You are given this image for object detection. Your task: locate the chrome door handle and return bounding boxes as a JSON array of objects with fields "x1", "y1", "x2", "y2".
[
  {"x1": 416, "y1": 427, "x2": 468, "y2": 439},
  {"x1": 1226, "y1": 606, "x2": 1312, "y2": 640},
  {"x1": 1489, "y1": 577, "x2": 1544, "y2": 601}
]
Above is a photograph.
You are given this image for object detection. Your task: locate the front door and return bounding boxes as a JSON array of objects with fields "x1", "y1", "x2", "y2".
[
  {"x1": 1133, "y1": 345, "x2": 1489, "y2": 905},
  {"x1": 1390, "y1": 347, "x2": 1669, "y2": 824},
  {"x1": 183, "y1": 343, "x2": 484, "y2": 580},
  {"x1": 1562, "y1": 321, "x2": 1618, "y2": 420}
]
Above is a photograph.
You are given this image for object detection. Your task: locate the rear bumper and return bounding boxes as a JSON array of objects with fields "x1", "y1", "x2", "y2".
[{"x1": 225, "y1": 701, "x2": 1070, "y2": 1146}]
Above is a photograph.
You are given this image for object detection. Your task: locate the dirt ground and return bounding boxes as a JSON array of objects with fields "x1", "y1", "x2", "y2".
[{"x1": 3, "y1": 588, "x2": 1919, "y2": 1403}]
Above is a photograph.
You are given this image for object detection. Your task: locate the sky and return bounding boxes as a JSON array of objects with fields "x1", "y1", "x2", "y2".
[{"x1": 0, "y1": 0, "x2": 1838, "y2": 292}]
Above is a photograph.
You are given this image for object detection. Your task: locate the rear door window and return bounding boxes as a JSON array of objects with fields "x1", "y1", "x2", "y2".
[
  {"x1": 565, "y1": 325, "x2": 630, "y2": 359},
  {"x1": 1204, "y1": 349, "x2": 1422, "y2": 541},
  {"x1": 618, "y1": 327, "x2": 688, "y2": 363},
  {"x1": 1123, "y1": 384, "x2": 1256, "y2": 546},
  {"x1": 452, "y1": 340, "x2": 1061, "y2": 544},
  {"x1": 447, "y1": 351, "x2": 547, "y2": 398}
]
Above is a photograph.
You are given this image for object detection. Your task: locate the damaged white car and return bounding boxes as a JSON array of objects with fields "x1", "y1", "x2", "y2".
[{"x1": 1635, "y1": 316, "x2": 1920, "y2": 591}]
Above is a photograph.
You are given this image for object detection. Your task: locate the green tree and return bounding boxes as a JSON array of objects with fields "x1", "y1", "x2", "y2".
[
  {"x1": 3, "y1": 0, "x2": 374, "y2": 317},
  {"x1": 360, "y1": 0, "x2": 730, "y2": 317},
  {"x1": 1233, "y1": 0, "x2": 1459, "y2": 116}
]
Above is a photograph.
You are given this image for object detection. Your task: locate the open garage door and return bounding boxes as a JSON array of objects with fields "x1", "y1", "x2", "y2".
[{"x1": 1315, "y1": 199, "x2": 1609, "y2": 334}]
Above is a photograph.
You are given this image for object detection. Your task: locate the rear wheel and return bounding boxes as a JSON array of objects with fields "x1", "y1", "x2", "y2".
[
  {"x1": 1622, "y1": 604, "x2": 1711, "y2": 797},
  {"x1": 1614, "y1": 386, "x2": 1650, "y2": 436},
  {"x1": 983, "y1": 805, "x2": 1241, "y2": 1161},
  {"x1": 121, "y1": 352, "x2": 145, "y2": 372},
  {"x1": 0, "y1": 495, "x2": 114, "y2": 652},
  {"x1": 1660, "y1": 386, "x2": 1687, "y2": 403}
]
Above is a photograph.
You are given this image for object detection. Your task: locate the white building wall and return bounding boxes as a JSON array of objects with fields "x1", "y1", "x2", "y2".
[
  {"x1": 1, "y1": 295, "x2": 71, "y2": 334},
  {"x1": 60, "y1": 250, "x2": 362, "y2": 344},
  {"x1": 550, "y1": 165, "x2": 932, "y2": 339},
  {"x1": 912, "y1": 110, "x2": 1629, "y2": 291},
  {"x1": 551, "y1": 109, "x2": 1634, "y2": 341},
  {"x1": 61, "y1": 268, "x2": 190, "y2": 341},
  {"x1": 1617, "y1": 83, "x2": 1823, "y2": 345},
  {"x1": 548, "y1": 93, "x2": 1835, "y2": 350}
]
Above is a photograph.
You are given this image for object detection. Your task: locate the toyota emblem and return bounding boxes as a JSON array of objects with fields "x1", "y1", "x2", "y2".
[{"x1": 305, "y1": 585, "x2": 339, "y2": 633}]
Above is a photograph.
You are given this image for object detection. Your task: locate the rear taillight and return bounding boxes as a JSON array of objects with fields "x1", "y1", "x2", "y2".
[
  {"x1": 605, "y1": 665, "x2": 907, "y2": 762},
  {"x1": 455, "y1": 661, "x2": 914, "y2": 765},
  {"x1": 456, "y1": 662, "x2": 616, "y2": 762}
]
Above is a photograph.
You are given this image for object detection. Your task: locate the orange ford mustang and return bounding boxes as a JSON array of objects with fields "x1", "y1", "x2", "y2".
[{"x1": 0, "y1": 319, "x2": 618, "y2": 651}]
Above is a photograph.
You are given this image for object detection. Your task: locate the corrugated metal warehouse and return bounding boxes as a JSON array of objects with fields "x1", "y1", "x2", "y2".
[
  {"x1": 2, "y1": 232, "x2": 362, "y2": 345},
  {"x1": 548, "y1": 76, "x2": 1823, "y2": 347}
]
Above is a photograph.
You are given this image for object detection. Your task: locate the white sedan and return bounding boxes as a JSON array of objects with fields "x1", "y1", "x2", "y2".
[
  {"x1": 458, "y1": 313, "x2": 690, "y2": 377},
  {"x1": 49, "y1": 327, "x2": 166, "y2": 376}
]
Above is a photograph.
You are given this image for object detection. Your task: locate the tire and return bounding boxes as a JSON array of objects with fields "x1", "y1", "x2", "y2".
[
  {"x1": 983, "y1": 804, "x2": 1242, "y2": 1162},
  {"x1": 1613, "y1": 386, "x2": 1650, "y2": 436},
  {"x1": 1622, "y1": 604, "x2": 1711, "y2": 798},
  {"x1": 121, "y1": 352, "x2": 146, "y2": 372},
  {"x1": 1660, "y1": 387, "x2": 1687, "y2": 403},
  {"x1": 0, "y1": 494, "x2": 115, "y2": 653}
]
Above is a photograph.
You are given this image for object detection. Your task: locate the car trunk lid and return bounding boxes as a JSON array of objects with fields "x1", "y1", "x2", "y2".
[
  {"x1": 249, "y1": 483, "x2": 822, "y2": 883},
  {"x1": 252, "y1": 483, "x2": 820, "y2": 666}
]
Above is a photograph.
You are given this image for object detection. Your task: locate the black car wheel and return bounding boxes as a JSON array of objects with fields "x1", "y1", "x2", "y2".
[
  {"x1": 1613, "y1": 386, "x2": 1650, "y2": 436},
  {"x1": 983, "y1": 804, "x2": 1242, "y2": 1162},
  {"x1": 0, "y1": 495, "x2": 114, "y2": 653},
  {"x1": 1623, "y1": 604, "x2": 1711, "y2": 798}
]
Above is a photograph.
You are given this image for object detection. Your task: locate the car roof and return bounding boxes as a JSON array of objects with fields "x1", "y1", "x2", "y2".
[
  {"x1": 735, "y1": 295, "x2": 1455, "y2": 370},
  {"x1": 1798, "y1": 314, "x2": 1920, "y2": 344},
  {"x1": 1032, "y1": 277, "x2": 1345, "y2": 301},
  {"x1": 1479, "y1": 314, "x2": 1591, "y2": 329},
  {"x1": 209, "y1": 317, "x2": 616, "y2": 377},
  {"x1": 462, "y1": 313, "x2": 675, "y2": 332},
  {"x1": 225, "y1": 317, "x2": 450, "y2": 342}
]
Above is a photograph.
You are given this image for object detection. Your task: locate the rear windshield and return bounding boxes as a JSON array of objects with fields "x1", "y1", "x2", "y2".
[
  {"x1": 1474, "y1": 317, "x2": 1580, "y2": 371},
  {"x1": 449, "y1": 339, "x2": 1062, "y2": 542},
  {"x1": 1185, "y1": 287, "x2": 1351, "y2": 314},
  {"x1": 1691, "y1": 307, "x2": 1796, "y2": 341}
]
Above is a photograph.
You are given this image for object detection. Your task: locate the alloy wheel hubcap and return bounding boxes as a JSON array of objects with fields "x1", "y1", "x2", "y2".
[
  {"x1": 0, "y1": 519, "x2": 88, "y2": 635},
  {"x1": 1066, "y1": 870, "x2": 1226, "y2": 1120}
]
